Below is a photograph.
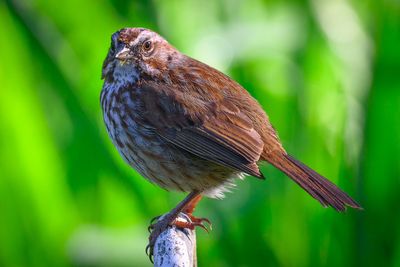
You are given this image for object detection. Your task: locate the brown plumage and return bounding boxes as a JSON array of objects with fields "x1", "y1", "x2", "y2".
[{"x1": 100, "y1": 28, "x2": 361, "y2": 257}]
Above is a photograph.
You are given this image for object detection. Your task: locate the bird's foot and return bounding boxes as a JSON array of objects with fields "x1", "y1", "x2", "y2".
[
  {"x1": 174, "y1": 212, "x2": 212, "y2": 232},
  {"x1": 146, "y1": 212, "x2": 212, "y2": 262},
  {"x1": 146, "y1": 213, "x2": 174, "y2": 262}
]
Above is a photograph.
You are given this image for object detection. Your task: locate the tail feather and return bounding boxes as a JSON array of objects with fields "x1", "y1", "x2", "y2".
[{"x1": 266, "y1": 153, "x2": 362, "y2": 211}]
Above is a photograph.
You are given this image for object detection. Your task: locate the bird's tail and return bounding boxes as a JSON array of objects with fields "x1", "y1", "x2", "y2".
[{"x1": 265, "y1": 152, "x2": 362, "y2": 211}]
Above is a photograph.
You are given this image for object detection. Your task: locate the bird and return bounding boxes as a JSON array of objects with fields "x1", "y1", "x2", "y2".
[{"x1": 100, "y1": 27, "x2": 362, "y2": 259}]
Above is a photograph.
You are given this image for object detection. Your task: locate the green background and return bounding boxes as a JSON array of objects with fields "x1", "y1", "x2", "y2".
[{"x1": 1, "y1": 0, "x2": 399, "y2": 266}]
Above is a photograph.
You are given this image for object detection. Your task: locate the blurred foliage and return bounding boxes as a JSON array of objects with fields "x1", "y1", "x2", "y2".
[{"x1": 0, "y1": 0, "x2": 399, "y2": 266}]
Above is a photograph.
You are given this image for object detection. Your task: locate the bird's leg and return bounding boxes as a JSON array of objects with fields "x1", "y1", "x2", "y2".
[
  {"x1": 182, "y1": 193, "x2": 203, "y2": 214},
  {"x1": 172, "y1": 194, "x2": 212, "y2": 231},
  {"x1": 147, "y1": 190, "x2": 212, "y2": 261}
]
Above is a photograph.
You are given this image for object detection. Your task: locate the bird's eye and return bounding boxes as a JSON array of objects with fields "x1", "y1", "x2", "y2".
[{"x1": 142, "y1": 40, "x2": 154, "y2": 54}]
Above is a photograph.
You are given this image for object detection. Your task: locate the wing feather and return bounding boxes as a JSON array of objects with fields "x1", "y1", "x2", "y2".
[{"x1": 140, "y1": 81, "x2": 265, "y2": 178}]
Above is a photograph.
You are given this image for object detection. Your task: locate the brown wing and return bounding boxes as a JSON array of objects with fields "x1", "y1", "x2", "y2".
[{"x1": 139, "y1": 81, "x2": 265, "y2": 178}]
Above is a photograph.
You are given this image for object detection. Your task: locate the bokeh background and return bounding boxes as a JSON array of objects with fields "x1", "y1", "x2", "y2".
[{"x1": 1, "y1": 0, "x2": 399, "y2": 266}]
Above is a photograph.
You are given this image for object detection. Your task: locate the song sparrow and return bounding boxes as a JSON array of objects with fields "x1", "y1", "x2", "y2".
[{"x1": 100, "y1": 28, "x2": 361, "y2": 259}]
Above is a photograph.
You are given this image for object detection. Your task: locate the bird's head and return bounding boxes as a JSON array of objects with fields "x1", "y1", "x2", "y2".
[{"x1": 102, "y1": 28, "x2": 178, "y2": 83}]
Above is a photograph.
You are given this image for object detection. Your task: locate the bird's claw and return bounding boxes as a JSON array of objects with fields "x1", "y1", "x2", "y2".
[
  {"x1": 148, "y1": 215, "x2": 163, "y2": 233},
  {"x1": 145, "y1": 244, "x2": 152, "y2": 262},
  {"x1": 146, "y1": 215, "x2": 171, "y2": 263},
  {"x1": 174, "y1": 215, "x2": 212, "y2": 233},
  {"x1": 150, "y1": 215, "x2": 161, "y2": 225},
  {"x1": 145, "y1": 213, "x2": 212, "y2": 262},
  {"x1": 194, "y1": 217, "x2": 212, "y2": 231}
]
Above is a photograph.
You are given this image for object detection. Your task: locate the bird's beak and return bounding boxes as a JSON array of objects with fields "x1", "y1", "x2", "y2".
[{"x1": 115, "y1": 47, "x2": 132, "y2": 60}]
